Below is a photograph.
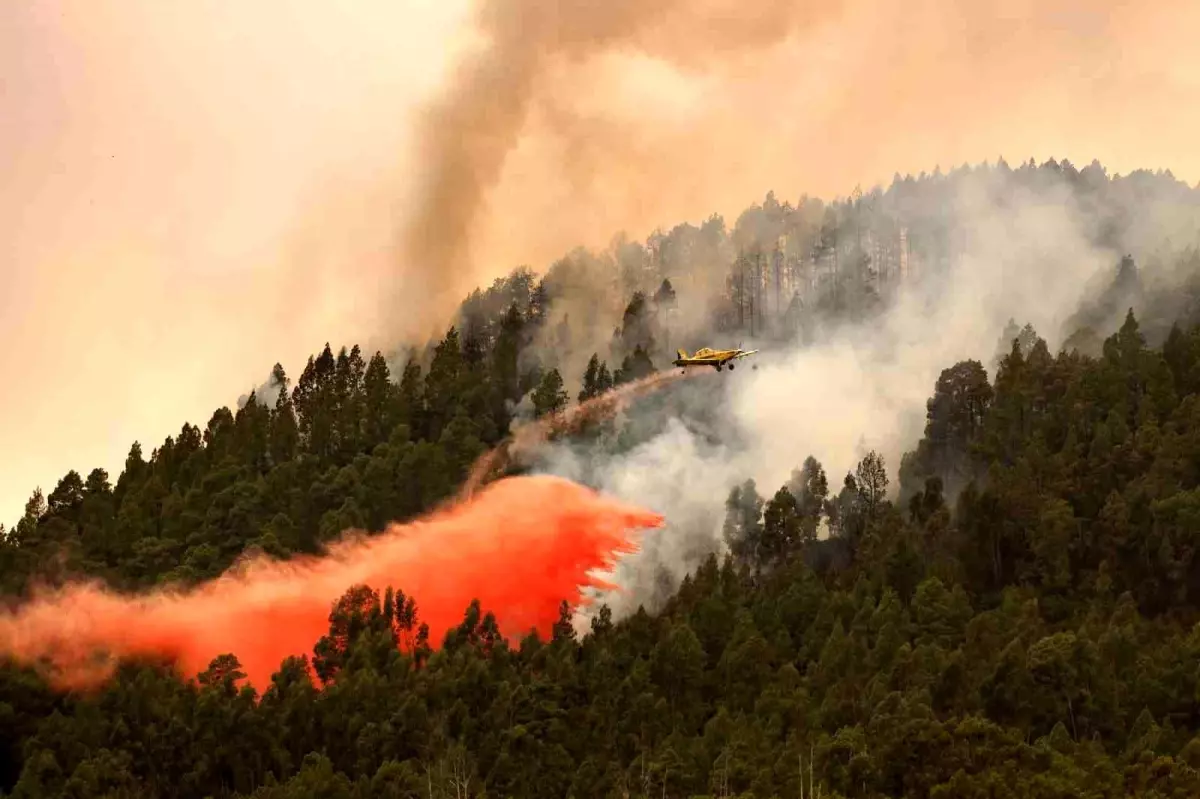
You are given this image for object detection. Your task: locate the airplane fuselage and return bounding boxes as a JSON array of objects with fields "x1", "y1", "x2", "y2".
[{"x1": 672, "y1": 347, "x2": 758, "y2": 372}]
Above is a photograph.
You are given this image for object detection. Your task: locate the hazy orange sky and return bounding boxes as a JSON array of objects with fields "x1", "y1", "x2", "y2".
[{"x1": 3, "y1": 0, "x2": 1199, "y2": 527}]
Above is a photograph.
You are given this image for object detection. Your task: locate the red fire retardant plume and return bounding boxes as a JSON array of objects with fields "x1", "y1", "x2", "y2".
[{"x1": 0, "y1": 474, "x2": 662, "y2": 692}]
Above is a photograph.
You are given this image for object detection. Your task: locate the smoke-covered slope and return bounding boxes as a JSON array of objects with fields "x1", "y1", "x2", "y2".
[{"x1": 5, "y1": 159, "x2": 1200, "y2": 795}]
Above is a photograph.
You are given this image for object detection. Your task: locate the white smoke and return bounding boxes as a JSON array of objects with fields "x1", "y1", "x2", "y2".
[{"x1": 540, "y1": 166, "x2": 1170, "y2": 626}]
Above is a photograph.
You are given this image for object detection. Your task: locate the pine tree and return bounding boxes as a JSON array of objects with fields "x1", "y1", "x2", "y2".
[{"x1": 532, "y1": 369, "x2": 568, "y2": 418}]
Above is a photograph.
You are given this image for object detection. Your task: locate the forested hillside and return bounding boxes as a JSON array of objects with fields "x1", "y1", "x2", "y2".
[
  {"x1": 6, "y1": 160, "x2": 1200, "y2": 797},
  {"x1": 446, "y1": 158, "x2": 1200, "y2": 390}
]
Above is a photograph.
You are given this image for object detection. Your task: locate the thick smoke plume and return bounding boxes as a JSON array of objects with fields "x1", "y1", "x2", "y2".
[
  {"x1": 0, "y1": 475, "x2": 662, "y2": 692},
  {"x1": 397, "y1": 0, "x2": 1200, "y2": 341},
  {"x1": 399, "y1": 0, "x2": 847, "y2": 336}
]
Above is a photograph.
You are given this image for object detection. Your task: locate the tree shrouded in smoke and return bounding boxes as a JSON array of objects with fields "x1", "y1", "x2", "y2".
[{"x1": 515, "y1": 159, "x2": 1200, "y2": 621}]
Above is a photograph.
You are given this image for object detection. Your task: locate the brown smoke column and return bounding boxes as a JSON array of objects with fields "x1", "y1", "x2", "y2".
[{"x1": 398, "y1": 0, "x2": 848, "y2": 337}]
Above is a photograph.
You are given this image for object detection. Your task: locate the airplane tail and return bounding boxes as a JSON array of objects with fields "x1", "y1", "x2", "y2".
[{"x1": 676, "y1": 349, "x2": 688, "y2": 361}]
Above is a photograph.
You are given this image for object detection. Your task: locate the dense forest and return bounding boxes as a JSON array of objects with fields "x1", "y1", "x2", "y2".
[
  {"x1": 445, "y1": 157, "x2": 1200, "y2": 392},
  {"x1": 6, "y1": 159, "x2": 1200, "y2": 796}
]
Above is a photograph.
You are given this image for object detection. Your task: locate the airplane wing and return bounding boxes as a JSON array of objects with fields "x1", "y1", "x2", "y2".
[{"x1": 733, "y1": 350, "x2": 759, "y2": 359}]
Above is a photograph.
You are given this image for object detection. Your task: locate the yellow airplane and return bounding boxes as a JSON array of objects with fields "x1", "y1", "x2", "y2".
[{"x1": 673, "y1": 346, "x2": 759, "y2": 372}]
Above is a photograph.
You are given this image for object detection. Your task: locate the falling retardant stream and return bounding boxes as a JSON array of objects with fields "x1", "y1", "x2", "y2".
[
  {"x1": 0, "y1": 476, "x2": 662, "y2": 692},
  {"x1": 460, "y1": 368, "x2": 698, "y2": 498},
  {"x1": 0, "y1": 371, "x2": 697, "y2": 692}
]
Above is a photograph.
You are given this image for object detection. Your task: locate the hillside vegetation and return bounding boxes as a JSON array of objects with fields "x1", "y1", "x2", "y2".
[{"x1": 5, "y1": 160, "x2": 1200, "y2": 797}]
